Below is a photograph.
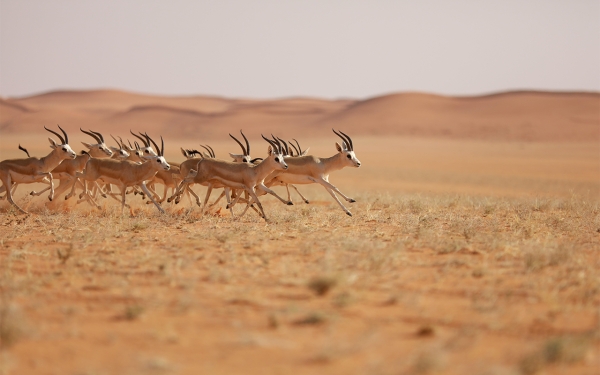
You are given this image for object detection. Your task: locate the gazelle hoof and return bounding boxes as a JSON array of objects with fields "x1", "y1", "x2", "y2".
[
  {"x1": 346, "y1": 212, "x2": 352, "y2": 216},
  {"x1": 287, "y1": 202, "x2": 293, "y2": 206},
  {"x1": 349, "y1": 199, "x2": 356, "y2": 203},
  {"x1": 305, "y1": 200, "x2": 309, "y2": 204},
  {"x1": 48, "y1": 197, "x2": 53, "y2": 202}
]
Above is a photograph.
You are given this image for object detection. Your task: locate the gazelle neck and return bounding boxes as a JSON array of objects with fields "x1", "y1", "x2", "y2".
[
  {"x1": 254, "y1": 156, "x2": 280, "y2": 180},
  {"x1": 321, "y1": 153, "x2": 346, "y2": 174},
  {"x1": 40, "y1": 148, "x2": 68, "y2": 172}
]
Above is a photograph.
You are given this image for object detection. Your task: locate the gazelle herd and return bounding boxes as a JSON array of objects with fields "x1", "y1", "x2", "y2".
[{"x1": 0, "y1": 126, "x2": 361, "y2": 220}]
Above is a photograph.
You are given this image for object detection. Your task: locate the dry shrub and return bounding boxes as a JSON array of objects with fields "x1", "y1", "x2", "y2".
[
  {"x1": 520, "y1": 335, "x2": 591, "y2": 374},
  {"x1": 307, "y1": 276, "x2": 337, "y2": 296},
  {"x1": 0, "y1": 303, "x2": 26, "y2": 350}
]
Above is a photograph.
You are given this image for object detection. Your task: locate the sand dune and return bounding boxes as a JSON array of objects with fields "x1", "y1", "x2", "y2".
[{"x1": 1, "y1": 89, "x2": 598, "y2": 142}]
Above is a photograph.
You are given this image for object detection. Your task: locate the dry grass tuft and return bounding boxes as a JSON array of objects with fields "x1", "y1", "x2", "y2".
[
  {"x1": 519, "y1": 335, "x2": 592, "y2": 374},
  {"x1": 307, "y1": 276, "x2": 338, "y2": 296}
]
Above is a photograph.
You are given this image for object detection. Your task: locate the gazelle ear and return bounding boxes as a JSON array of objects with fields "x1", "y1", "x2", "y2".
[
  {"x1": 268, "y1": 145, "x2": 273, "y2": 155},
  {"x1": 301, "y1": 147, "x2": 310, "y2": 156},
  {"x1": 229, "y1": 153, "x2": 242, "y2": 160},
  {"x1": 335, "y1": 142, "x2": 343, "y2": 153},
  {"x1": 180, "y1": 148, "x2": 188, "y2": 157},
  {"x1": 48, "y1": 138, "x2": 58, "y2": 148},
  {"x1": 81, "y1": 141, "x2": 94, "y2": 149}
]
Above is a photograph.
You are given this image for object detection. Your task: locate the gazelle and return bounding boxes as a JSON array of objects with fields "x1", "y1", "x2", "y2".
[
  {"x1": 109, "y1": 135, "x2": 131, "y2": 160},
  {"x1": 182, "y1": 135, "x2": 291, "y2": 220},
  {"x1": 270, "y1": 137, "x2": 310, "y2": 204},
  {"x1": 261, "y1": 129, "x2": 361, "y2": 216},
  {"x1": 28, "y1": 128, "x2": 115, "y2": 201},
  {"x1": 0, "y1": 145, "x2": 47, "y2": 200},
  {"x1": 0, "y1": 125, "x2": 77, "y2": 213},
  {"x1": 167, "y1": 131, "x2": 258, "y2": 208},
  {"x1": 67, "y1": 134, "x2": 170, "y2": 214}
]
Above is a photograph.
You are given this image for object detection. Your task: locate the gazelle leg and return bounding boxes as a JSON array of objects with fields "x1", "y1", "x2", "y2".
[
  {"x1": 139, "y1": 182, "x2": 164, "y2": 214},
  {"x1": 285, "y1": 185, "x2": 292, "y2": 202},
  {"x1": 208, "y1": 190, "x2": 226, "y2": 209},
  {"x1": 256, "y1": 183, "x2": 293, "y2": 205},
  {"x1": 308, "y1": 176, "x2": 355, "y2": 203},
  {"x1": 290, "y1": 184, "x2": 309, "y2": 204},
  {"x1": 4, "y1": 173, "x2": 28, "y2": 214},
  {"x1": 223, "y1": 188, "x2": 235, "y2": 217},
  {"x1": 201, "y1": 183, "x2": 213, "y2": 214}
]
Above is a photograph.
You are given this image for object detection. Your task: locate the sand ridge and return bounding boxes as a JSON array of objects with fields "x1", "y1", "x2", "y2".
[{"x1": 1, "y1": 89, "x2": 598, "y2": 142}]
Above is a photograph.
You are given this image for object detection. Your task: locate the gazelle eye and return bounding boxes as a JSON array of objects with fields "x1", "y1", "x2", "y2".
[
  {"x1": 347, "y1": 154, "x2": 351, "y2": 159},
  {"x1": 275, "y1": 157, "x2": 279, "y2": 162}
]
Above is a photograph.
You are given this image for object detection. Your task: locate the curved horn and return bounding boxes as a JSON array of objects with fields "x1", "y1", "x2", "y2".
[
  {"x1": 110, "y1": 134, "x2": 122, "y2": 147},
  {"x1": 81, "y1": 128, "x2": 101, "y2": 143},
  {"x1": 332, "y1": 129, "x2": 350, "y2": 150},
  {"x1": 200, "y1": 145, "x2": 215, "y2": 158},
  {"x1": 130, "y1": 130, "x2": 148, "y2": 147},
  {"x1": 141, "y1": 132, "x2": 153, "y2": 148},
  {"x1": 45, "y1": 125, "x2": 65, "y2": 144},
  {"x1": 229, "y1": 133, "x2": 247, "y2": 155},
  {"x1": 276, "y1": 137, "x2": 289, "y2": 155},
  {"x1": 160, "y1": 136, "x2": 165, "y2": 156},
  {"x1": 240, "y1": 130, "x2": 250, "y2": 155},
  {"x1": 58, "y1": 124, "x2": 69, "y2": 144},
  {"x1": 18, "y1": 144, "x2": 30, "y2": 158},
  {"x1": 339, "y1": 130, "x2": 353, "y2": 151},
  {"x1": 134, "y1": 141, "x2": 141, "y2": 150},
  {"x1": 144, "y1": 133, "x2": 160, "y2": 155},
  {"x1": 90, "y1": 129, "x2": 105, "y2": 143},
  {"x1": 261, "y1": 134, "x2": 278, "y2": 151},
  {"x1": 206, "y1": 145, "x2": 215, "y2": 158},
  {"x1": 270, "y1": 134, "x2": 282, "y2": 153},
  {"x1": 289, "y1": 139, "x2": 300, "y2": 156}
]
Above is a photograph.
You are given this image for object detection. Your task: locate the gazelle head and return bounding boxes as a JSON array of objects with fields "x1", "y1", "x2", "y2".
[
  {"x1": 144, "y1": 134, "x2": 170, "y2": 171},
  {"x1": 229, "y1": 130, "x2": 253, "y2": 163},
  {"x1": 109, "y1": 135, "x2": 130, "y2": 159},
  {"x1": 262, "y1": 135, "x2": 288, "y2": 170},
  {"x1": 130, "y1": 130, "x2": 158, "y2": 158},
  {"x1": 80, "y1": 128, "x2": 113, "y2": 157},
  {"x1": 333, "y1": 129, "x2": 360, "y2": 168},
  {"x1": 45, "y1": 125, "x2": 76, "y2": 159}
]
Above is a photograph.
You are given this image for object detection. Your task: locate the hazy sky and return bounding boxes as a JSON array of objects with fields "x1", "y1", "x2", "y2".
[{"x1": 1, "y1": 1, "x2": 599, "y2": 99}]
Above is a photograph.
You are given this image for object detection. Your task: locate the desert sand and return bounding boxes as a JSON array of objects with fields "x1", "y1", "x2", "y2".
[{"x1": 0, "y1": 89, "x2": 599, "y2": 375}]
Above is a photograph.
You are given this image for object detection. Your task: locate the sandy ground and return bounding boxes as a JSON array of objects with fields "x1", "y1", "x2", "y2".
[
  {"x1": 1, "y1": 89, "x2": 599, "y2": 374},
  {"x1": 1, "y1": 130, "x2": 599, "y2": 374}
]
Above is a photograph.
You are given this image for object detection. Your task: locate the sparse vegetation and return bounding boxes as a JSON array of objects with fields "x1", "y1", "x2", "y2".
[{"x1": 0, "y1": 192, "x2": 598, "y2": 374}]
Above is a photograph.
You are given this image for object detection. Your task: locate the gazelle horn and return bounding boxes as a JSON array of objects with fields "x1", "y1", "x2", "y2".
[
  {"x1": 332, "y1": 129, "x2": 351, "y2": 150},
  {"x1": 90, "y1": 129, "x2": 105, "y2": 143},
  {"x1": 240, "y1": 130, "x2": 250, "y2": 155},
  {"x1": 261, "y1": 134, "x2": 278, "y2": 152},
  {"x1": 130, "y1": 130, "x2": 149, "y2": 147},
  {"x1": 229, "y1": 133, "x2": 247, "y2": 155},
  {"x1": 45, "y1": 125, "x2": 65, "y2": 144},
  {"x1": 81, "y1": 128, "x2": 102, "y2": 143}
]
